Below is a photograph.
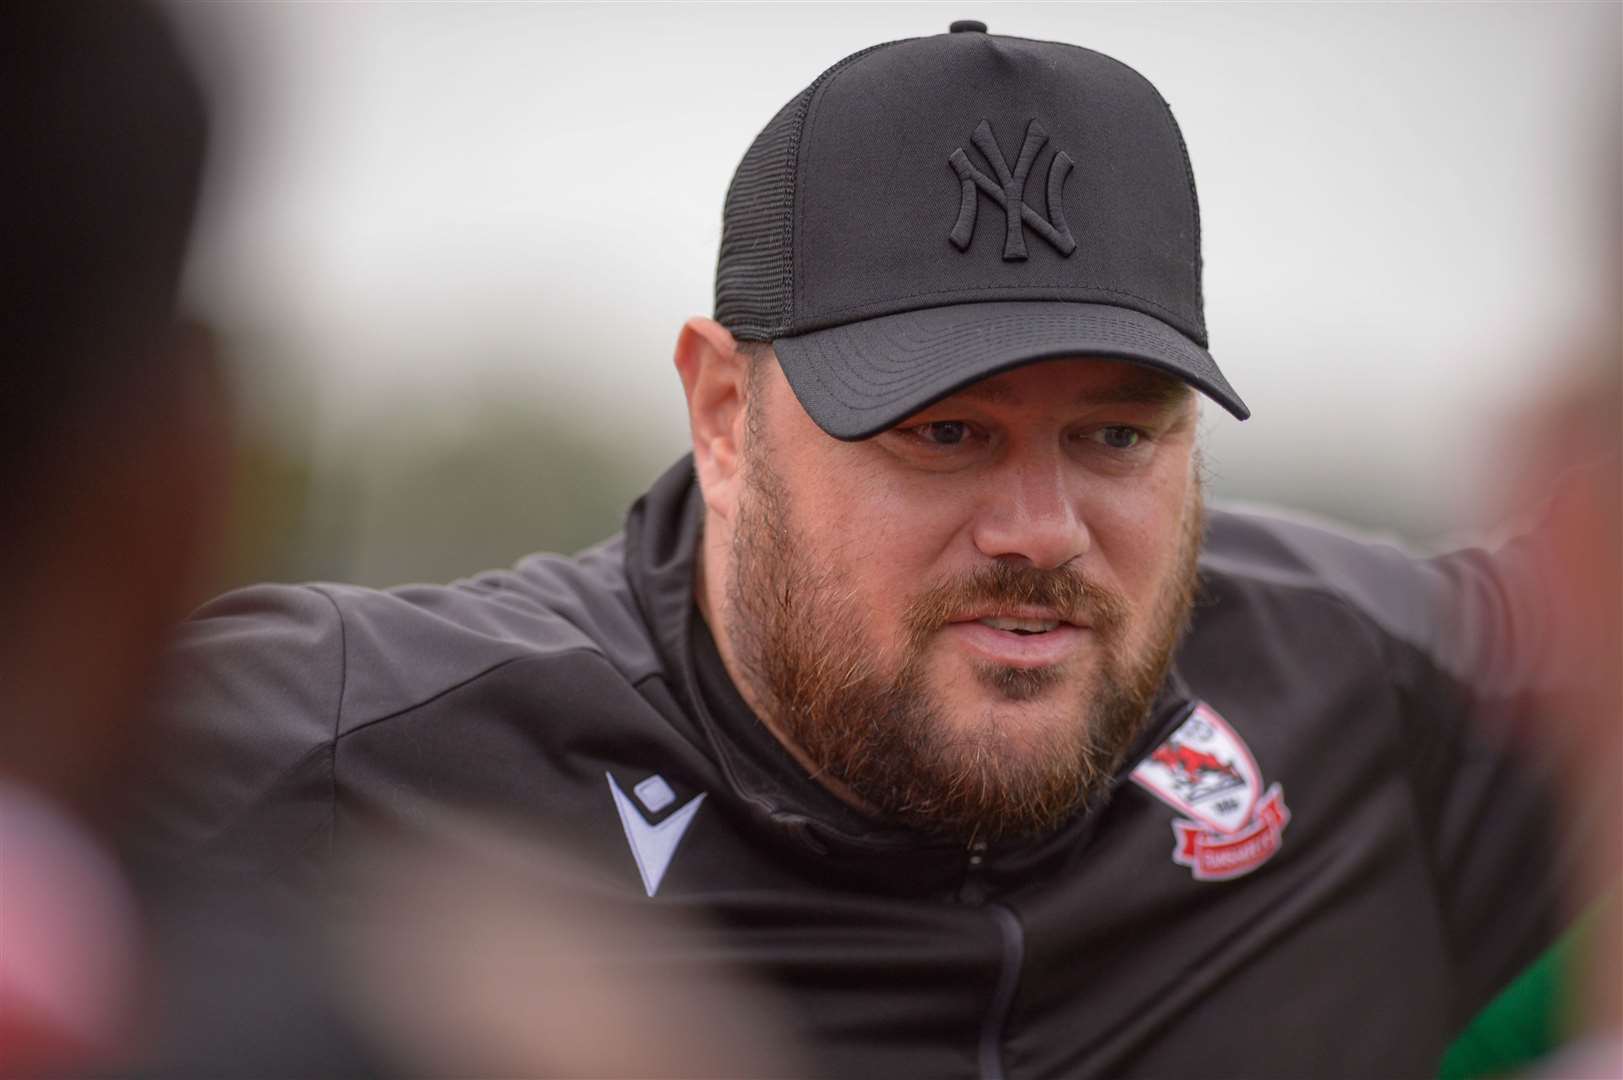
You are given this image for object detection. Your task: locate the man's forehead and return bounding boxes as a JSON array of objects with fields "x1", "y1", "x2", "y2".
[{"x1": 934, "y1": 359, "x2": 1194, "y2": 410}]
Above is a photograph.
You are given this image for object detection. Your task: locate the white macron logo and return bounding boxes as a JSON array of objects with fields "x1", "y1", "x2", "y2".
[{"x1": 606, "y1": 772, "x2": 706, "y2": 898}]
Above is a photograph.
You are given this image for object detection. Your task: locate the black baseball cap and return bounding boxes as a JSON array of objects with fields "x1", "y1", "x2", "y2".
[{"x1": 714, "y1": 21, "x2": 1249, "y2": 440}]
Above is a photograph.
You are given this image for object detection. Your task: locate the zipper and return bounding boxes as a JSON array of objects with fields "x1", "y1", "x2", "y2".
[
  {"x1": 959, "y1": 839, "x2": 1022, "y2": 1080},
  {"x1": 957, "y1": 837, "x2": 989, "y2": 904},
  {"x1": 979, "y1": 902, "x2": 1024, "y2": 1080}
]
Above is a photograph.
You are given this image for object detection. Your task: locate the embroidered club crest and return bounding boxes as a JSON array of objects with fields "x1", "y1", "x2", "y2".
[{"x1": 1131, "y1": 703, "x2": 1291, "y2": 881}]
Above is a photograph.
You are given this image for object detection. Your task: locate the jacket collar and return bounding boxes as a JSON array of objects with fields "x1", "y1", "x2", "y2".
[{"x1": 623, "y1": 456, "x2": 1197, "y2": 894}]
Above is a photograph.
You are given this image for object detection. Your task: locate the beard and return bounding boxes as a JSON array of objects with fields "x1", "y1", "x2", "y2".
[{"x1": 723, "y1": 430, "x2": 1206, "y2": 844}]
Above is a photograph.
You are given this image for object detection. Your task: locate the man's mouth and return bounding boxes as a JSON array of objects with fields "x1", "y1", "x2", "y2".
[
  {"x1": 956, "y1": 607, "x2": 1079, "y2": 633},
  {"x1": 976, "y1": 615, "x2": 1063, "y2": 636},
  {"x1": 941, "y1": 610, "x2": 1089, "y2": 668}
]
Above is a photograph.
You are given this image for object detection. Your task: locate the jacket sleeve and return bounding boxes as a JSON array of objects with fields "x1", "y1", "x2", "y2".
[
  {"x1": 1256, "y1": 511, "x2": 1575, "y2": 1027},
  {"x1": 1388, "y1": 538, "x2": 1571, "y2": 1029},
  {"x1": 127, "y1": 584, "x2": 347, "y2": 890}
]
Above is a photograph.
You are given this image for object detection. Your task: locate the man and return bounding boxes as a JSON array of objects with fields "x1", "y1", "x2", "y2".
[{"x1": 137, "y1": 23, "x2": 1583, "y2": 1077}]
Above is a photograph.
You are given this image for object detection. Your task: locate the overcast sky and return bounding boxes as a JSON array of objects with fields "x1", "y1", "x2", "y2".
[{"x1": 172, "y1": 1, "x2": 1620, "y2": 536}]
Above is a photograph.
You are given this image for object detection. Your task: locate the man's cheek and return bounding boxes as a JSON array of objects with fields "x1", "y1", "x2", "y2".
[{"x1": 832, "y1": 509, "x2": 930, "y2": 568}]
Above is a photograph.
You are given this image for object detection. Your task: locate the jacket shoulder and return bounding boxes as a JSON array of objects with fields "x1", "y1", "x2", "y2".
[
  {"x1": 322, "y1": 534, "x2": 659, "y2": 733},
  {"x1": 1202, "y1": 505, "x2": 1430, "y2": 604},
  {"x1": 1200, "y1": 505, "x2": 1537, "y2": 691},
  {"x1": 137, "y1": 537, "x2": 657, "y2": 871},
  {"x1": 173, "y1": 534, "x2": 655, "y2": 734}
]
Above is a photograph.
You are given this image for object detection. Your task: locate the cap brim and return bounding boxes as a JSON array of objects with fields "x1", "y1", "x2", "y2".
[{"x1": 772, "y1": 301, "x2": 1249, "y2": 440}]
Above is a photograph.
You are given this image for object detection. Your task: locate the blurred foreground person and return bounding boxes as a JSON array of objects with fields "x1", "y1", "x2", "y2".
[
  {"x1": 328, "y1": 812, "x2": 794, "y2": 1079},
  {"x1": 0, "y1": 6, "x2": 788, "y2": 1078},
  {"x1": 0, "y1": 3, "x2": 224, "y2": 1073},
  {"x1": 133, "y1": 20, "x2": 1617, "y2": 1078},
  {"x1": 1439, "y1": 349, "x2": 1622, "y2": 1080}
]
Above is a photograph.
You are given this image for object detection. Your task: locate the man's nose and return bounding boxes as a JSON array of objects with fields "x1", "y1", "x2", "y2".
[{"x1": 969, "y1": 455, "x2": 1090, "y2": 570}]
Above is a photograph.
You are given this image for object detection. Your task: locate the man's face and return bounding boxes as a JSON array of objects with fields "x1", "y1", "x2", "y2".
[{"x1": 722, "y1": 356, "x2": 1204, "y2": 842}]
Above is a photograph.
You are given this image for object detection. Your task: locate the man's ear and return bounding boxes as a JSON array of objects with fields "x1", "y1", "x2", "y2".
[{"x1": 674, "y1": 316, "x2": 751, "y2": 522}]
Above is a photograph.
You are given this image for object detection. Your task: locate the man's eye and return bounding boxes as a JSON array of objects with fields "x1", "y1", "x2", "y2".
[
  {"x1": 1093, "y1": 426, "x2": 1143, "y2": 450},
  {"x1": 914, "y1": 421, "x2": 974, "y2": 446}
]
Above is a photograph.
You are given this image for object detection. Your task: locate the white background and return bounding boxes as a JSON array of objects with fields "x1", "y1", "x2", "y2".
[{"x1": 172, "y1": 1, "x2": 1620, "y2": 543}]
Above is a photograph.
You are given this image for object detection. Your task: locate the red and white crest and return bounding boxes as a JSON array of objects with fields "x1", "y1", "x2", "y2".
[
  {"x1": 1132, "y1": 703, "x2": 1261, "y2": 834},
  {"x1": 1132, "y1": 703, "x2": 1290, "y2": 881}
]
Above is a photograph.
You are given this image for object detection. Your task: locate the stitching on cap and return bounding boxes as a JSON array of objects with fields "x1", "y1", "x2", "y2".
[
  {"x1": 1156, "y1": 95, "x2": 1204, "y2": 319},
  {"x1": 797, "y1": 306, "x2": 1215, "y2": 411},
  {"x1": 761, "y1": 34, "x2": 1204, "y2": 340},
  {"x1": 782, "y1": 40, "x2": 906, "y2": 333},
  {"x1": 920, "y1": 33, "x2": 1208, "y2": 335},
  {"x1": 798, "y1": 313, "x2": 1222, "y2": 423},
  {"x1": 804, "y1": 280, "x2": 1199, "y2": 328},
  {"x1": 814, "y1": 311, "x2": 1210, "y2": 402},
  {"x1": 1039, "y1": 36, "x2": 1205, "y2": 330}
]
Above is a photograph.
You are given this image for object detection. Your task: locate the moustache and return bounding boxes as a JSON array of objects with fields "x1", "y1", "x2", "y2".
[{"x1": 903, "y1": 561, "x2": 1130, "y2": 642}]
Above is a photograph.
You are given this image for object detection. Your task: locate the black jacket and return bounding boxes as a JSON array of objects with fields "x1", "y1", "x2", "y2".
[{"x1": 133, "y1": 457, "x2": 1566, "y2": 1079}]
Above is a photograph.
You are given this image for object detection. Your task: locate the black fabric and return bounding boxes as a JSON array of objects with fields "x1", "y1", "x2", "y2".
[
  {"x1": 947, "y1": 119, "x2": 1077, "y2": 260},
  {"x1": 775, "y1": 300, "x2": 1247, "y2": 440},
  {"x1": 711, "y1": 26, "x2": 1247, "y2": 438},
  {"x1": 712, "y1": 87, "x2": 814, "y2": 339},
  {"x1": 713, "y1": 42, "x2": 902, "y2": 340},
  {"x1": 783, "y1": 33, "x2": 1204, "y2": 339},
  {"x1": 128, "y1": 456, "x2": 1575, "y2": 1078}
]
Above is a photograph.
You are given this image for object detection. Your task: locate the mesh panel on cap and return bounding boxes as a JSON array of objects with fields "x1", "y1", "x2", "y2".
[
  {"x1": 713, "y1": 42, "x2": 898, "y2": 340},
  {"x1": 712, "y1": 88, "x2": 811, "y2": 339}
]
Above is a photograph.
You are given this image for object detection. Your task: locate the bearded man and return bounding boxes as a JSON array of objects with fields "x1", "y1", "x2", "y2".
[{"x1": 136, "y1": 22, "x2": 1580, "y2": 1078}]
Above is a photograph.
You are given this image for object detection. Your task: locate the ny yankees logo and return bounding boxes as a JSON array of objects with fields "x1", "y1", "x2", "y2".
[{"x1": 948, "y1": 118, "x2": 1077, "y2": 261}]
